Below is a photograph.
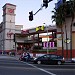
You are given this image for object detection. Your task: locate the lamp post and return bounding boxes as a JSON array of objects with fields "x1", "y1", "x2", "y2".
[
  {"x1": 2, "y1": 45, "x2": 3, "y2": 55},
  {"x1": 43, "y1": 23, "x2": 49, "y2": 54}
]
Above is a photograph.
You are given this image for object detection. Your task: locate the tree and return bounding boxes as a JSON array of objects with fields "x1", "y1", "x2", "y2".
[
  {"x1": 69, "y1": 0, "x2": 75, "y2": 59},
  {"x1": 64, "y1": 0, "x2": 75, "y2": 59},
  {"x1": 52, "y1": 0, "x2": 75, "y2": 59},
  {"x1": 52, "y1": 5, "x2": 65, "y2": 57}
]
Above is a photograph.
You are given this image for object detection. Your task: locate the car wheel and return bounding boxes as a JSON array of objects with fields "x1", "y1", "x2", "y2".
[
  {"x1": 37, "y1": 61, "x2": 41, "y2": 64},
  {"x1": 57, "y1": 61, "x2": 61, "y2": 65}
]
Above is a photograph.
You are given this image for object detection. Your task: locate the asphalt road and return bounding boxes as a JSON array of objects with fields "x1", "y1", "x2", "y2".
[{"x1": 0, "y1": 55, "x2": 75, "y2": 75}]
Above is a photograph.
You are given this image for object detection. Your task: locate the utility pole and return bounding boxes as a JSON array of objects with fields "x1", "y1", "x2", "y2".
[{"x1": 43, "y1": 23, "x2": 49, "y2": 54}]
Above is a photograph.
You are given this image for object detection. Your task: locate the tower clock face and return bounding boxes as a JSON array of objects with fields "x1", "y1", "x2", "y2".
[{"x1": 8, "y1": 9, "x2": 14, "y2": 14}]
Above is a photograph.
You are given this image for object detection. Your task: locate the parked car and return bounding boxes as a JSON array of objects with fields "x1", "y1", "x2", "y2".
[{"x1": 33, "y1": 54, "x2": 65, "y2": 65}]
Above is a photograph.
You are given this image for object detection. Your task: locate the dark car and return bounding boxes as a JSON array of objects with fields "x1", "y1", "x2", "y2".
[{"x1": 33, "y1": 54, "x2": 65, "y2": 65}]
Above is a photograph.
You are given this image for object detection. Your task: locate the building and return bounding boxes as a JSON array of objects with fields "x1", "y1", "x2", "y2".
[
  {"x1": 0, "y1": 3, "x2": 16, "y2": 54},
  {"x1": 0, "y1": 3, "x2": 56, "y2": 55},
  {"x1": 1, "y1": 3, "x2": 75, "y2": 59}
]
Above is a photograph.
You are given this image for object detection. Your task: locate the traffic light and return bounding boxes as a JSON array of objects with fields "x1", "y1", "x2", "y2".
[
  {"x1": 43, "y1": 0, "x2": 48, "y2": 8},
  {"x1": 29, "y1": 11, "x2": 33, "y2": 21}
]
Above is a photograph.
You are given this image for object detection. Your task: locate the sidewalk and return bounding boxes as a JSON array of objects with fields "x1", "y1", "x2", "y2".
[{"x1": 0, "y1": 54, "x2": 21, "y2": 60}]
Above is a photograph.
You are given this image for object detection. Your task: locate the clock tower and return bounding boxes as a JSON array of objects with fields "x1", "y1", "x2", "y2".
[{"x1": 2, "y1": 3, "x2": 16, "y2": 52}]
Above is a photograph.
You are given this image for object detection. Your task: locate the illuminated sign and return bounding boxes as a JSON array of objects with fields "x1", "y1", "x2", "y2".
[
  {"x1": 64, "y1": 38, "x2": 70, "y2": 43},
  {"x1": 42, "y1": 38, "x2": 50, "y2": 42},
  {"x1": 36, "y1": 26, "x2": 44, "y2": 31},
  {"x1": 43, "y1": 42, "x2": 54, "y2": 48}
]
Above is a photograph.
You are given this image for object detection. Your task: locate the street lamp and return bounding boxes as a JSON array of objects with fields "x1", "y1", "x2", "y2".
[
  {"x1": 1, "y1": 45, "x2": 3, "y2": 55},
  {"x1": 43, "y1": 23, "x2": 49, "y2": 54}
]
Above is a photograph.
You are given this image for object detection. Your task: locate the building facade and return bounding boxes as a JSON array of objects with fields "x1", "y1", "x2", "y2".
[
  {"x1": 0, "y1": 3, "x2": 16, "y2": 53},
  {"x1": 0, "y1": 3, "x2": 56, "y2": 55},
  {"x1": 57, "y1": 17, "x2": 75, "y2": 58},
  {"x1": 0, "y1": 3, "x2": 75, "y2": 58}
]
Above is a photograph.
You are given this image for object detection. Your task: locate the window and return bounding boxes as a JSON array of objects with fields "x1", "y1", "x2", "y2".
[{"x1": 50, "y1": 55, "x2": 57, "y2": 59}]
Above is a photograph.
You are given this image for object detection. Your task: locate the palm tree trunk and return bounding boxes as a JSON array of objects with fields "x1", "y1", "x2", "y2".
[
  {"x1": 70, "y1": 17, "x2": 74, "y2": 60},
  {"x1": 61, "y1": 27, "x2": 64, "y2": 57},
  {"x1": 65, "y1": 22, "x2": 68, "y2": 60},
  {"x1": 70, "y1": 0, "x2": 74, "y2": 60},
  {"x1": 70, "y1": 21, "x2": 72, "y2": 60}
]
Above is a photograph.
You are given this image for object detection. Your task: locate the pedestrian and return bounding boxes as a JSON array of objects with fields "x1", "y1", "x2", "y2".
[
  {"x1": 26, "y1": 52, "x2": 30, "y2": 62},
  {"x1": 22, "y1": 52, "x2": 26, "y2": 57}
]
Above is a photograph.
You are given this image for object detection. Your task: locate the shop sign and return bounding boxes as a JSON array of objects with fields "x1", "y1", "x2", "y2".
[
  {"x1": 36, "y1": 26, "x2": 44, "y2": 31},
  {"x1": 21, "y1": 30, "x2": 29, "y2": 34}
]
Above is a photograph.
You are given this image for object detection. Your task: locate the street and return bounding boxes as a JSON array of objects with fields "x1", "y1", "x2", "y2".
[{"x1": 0, "y1": 55, "x2": 75, "y2": 75}]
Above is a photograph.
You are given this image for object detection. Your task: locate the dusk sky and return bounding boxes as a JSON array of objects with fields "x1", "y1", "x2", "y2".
[{"x1": 0, "y1": 0, "x2": 57, "y2": 29}]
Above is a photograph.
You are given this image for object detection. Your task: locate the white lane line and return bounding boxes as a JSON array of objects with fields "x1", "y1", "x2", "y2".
[{"x1": 23, "y1": 62, "x2": 56, "y2": 75}]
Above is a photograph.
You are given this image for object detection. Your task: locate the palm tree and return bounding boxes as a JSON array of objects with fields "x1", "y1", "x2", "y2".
[
  {"x1": 68, "y1": 0, "x2": 75, "y2": 59},
  {"x1": 52, "y1": 5, "x2": 65, "y2": 57},
  {"x1": 52, "y1": 0, "x2": 75, "y2": 59},
  {"x1": 65, "y1": 0, "x2": 75, "y2": 59}
]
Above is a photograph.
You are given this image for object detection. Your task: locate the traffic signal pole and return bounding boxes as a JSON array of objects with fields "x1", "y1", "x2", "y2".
[
  {"x1": 34, "y1": 0, "x2": 53, "y2": 15},
  {"x1": 34, "y1": 5, "x2": 43, "y2": 15},
  {"x1": 29, "y1": 0, "x2": 53, "y2": 21}
]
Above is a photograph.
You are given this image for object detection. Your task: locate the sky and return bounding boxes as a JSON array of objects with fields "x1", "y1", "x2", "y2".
[{"x1": 0, "y1": 0, "x2": 57, "y2": 30}]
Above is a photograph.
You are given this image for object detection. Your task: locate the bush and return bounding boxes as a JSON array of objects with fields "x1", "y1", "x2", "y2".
[
  {"x1": 33, "y1": 46, "x2": 42, "y2": 50},
  {"x1": 32, "y1": 49, "x2": 57, "y2": 53}
]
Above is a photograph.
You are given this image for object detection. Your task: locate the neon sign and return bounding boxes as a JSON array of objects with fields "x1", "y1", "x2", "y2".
[
  {"x1": 43, "y1": 42, "x2": 54, "y2": 48},
  {"x1": 36, "y1": 26, "x2": 44, "y2": 31}
]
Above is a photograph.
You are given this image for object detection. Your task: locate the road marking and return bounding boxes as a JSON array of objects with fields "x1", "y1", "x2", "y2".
[
  {"x1": 43, "y1": 68, "x2": 75, "y2": 71},
  {"x1": 23, "y1": 62, "x2": 56, "y2": 75}
]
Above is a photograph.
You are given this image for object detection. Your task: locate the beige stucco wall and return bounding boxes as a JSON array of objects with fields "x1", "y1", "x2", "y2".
[{"x1": 72, "y1": 33, "x2": 75, "y2": 49}]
